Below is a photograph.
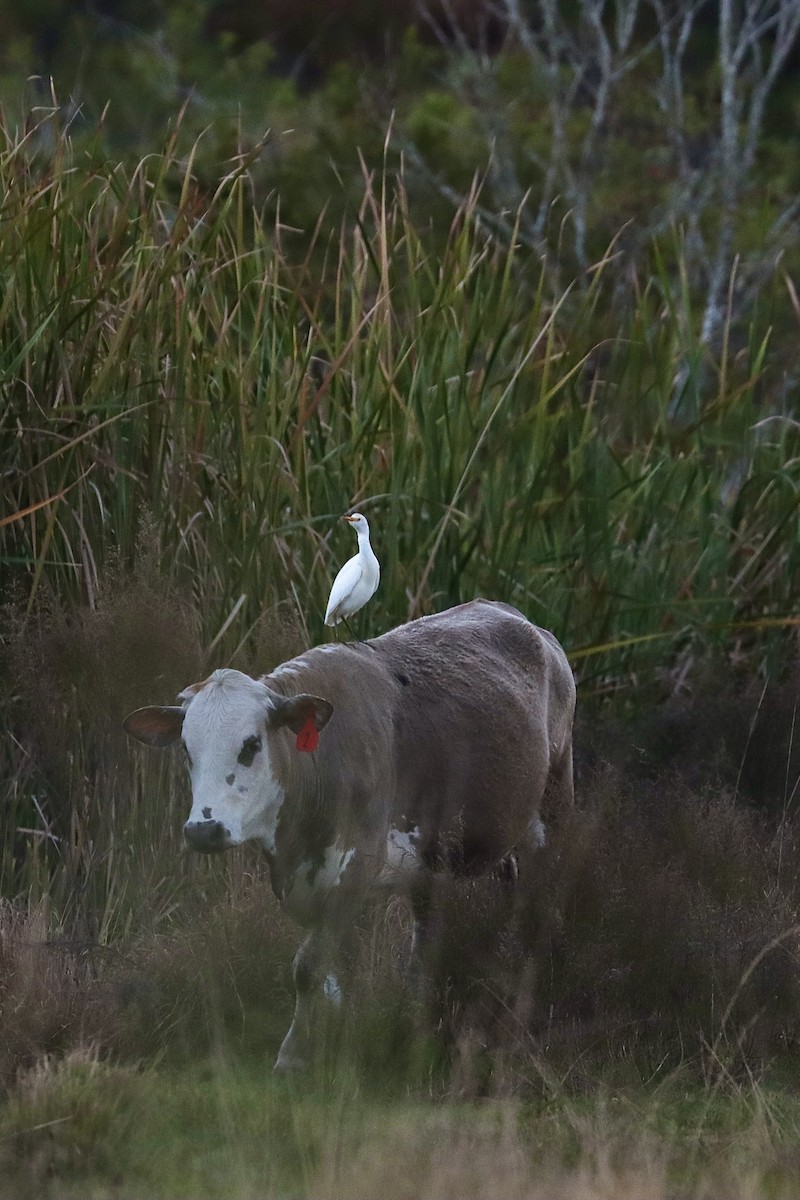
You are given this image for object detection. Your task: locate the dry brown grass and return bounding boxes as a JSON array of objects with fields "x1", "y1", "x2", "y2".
[
  {"x1": 0, "y1": 1045, "x2": 142, "y2": 1191},
  {"x1": 307, "y1": 1092, "x2": 800, "y2": 1200},
  {"x1": 0, "y1": 901, "x2": 94, "y2": 1092},
  {"x1": 95, "y1": 866, "x2": 299, "y2": 1063}
]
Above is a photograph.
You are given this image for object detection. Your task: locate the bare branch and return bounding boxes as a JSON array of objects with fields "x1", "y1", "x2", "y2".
[{"x1": 403, "y1": 0, "x2": 800, "y2": 340}]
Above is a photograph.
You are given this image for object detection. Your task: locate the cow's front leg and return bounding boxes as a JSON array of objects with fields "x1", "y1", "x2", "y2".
[
  {"x1": 275, "y1": 927, "x2": 342, "y2": 1072},
  {"x1": 408, "y1": 877, "x2": 449, "y2": 1003}
]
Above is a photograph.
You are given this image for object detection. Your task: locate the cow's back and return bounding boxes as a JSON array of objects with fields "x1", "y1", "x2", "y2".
[{"x1": 371, "y1": 600, "x2": 575, "y2": 871}]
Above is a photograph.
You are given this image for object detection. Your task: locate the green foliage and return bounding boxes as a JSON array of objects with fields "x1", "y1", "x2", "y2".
[
  {"x1": 2, "y1": 3, "x2": 800, "y2": 296},
  {"x1": 2, "y1": 109, "x2": 798, "y2": 680},
  {"x1": 406, "y1": 89, "x2": 479, "y2": 163}
]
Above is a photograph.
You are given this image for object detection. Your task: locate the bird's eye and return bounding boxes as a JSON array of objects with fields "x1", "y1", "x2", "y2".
[{"x1": 238, "y1": 735, "x2": 262, "y2": 768}]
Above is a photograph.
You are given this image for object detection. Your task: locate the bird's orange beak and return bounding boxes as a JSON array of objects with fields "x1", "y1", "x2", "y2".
[{"x1": 342, "y1": 514, "x2": 357, "y2": 523}]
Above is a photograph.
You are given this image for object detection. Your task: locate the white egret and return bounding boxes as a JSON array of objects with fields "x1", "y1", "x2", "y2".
[{"x1": 324, "y1": 513, "x2": 380, "y2": 635}]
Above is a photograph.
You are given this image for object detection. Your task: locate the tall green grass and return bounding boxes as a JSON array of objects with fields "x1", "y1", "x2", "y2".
[{"x1": 2, "y1": 106, "x2": 799, "y2": 682}]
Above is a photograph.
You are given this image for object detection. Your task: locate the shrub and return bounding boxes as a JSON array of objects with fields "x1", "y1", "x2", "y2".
[
  {"x1": 0, "y1": 1045, "x2": 140, "y2": 1191},
  {"x1": 0, "y1": 902, "x2": 93, "y2": 1093}
]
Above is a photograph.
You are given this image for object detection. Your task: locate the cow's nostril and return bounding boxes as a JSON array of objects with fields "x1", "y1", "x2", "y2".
[{"x1": 184, "y1": 819, "x2": 229, "y2": 854}]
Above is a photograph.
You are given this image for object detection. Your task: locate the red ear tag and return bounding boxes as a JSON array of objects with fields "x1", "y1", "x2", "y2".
[{"x1": 296, "y1": 716, "x2": 319, "y2": 753}]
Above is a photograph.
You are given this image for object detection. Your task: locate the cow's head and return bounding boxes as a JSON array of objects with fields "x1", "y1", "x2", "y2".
[{"x1": 123, "y1": 669, "x2": 333, "y2": 854}]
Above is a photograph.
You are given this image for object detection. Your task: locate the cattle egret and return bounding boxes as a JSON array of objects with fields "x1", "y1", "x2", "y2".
[{"x1": 324, "y1": 513, "x2": 380, "y2": 632}]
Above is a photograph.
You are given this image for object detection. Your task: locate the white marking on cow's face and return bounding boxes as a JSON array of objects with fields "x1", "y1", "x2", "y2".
[
  {"x1": 375, "y1": 825, "x2": 422, "y2": 888},
  {"x1": 282, "y1": 844, "x2": 356, "y2": 922},
  {"x1": 181, "y1": 669, "x2": 284, "y2": 851}
]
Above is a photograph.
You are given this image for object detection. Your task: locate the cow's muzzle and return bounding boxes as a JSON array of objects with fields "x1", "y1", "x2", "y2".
[{"x1": 183, "y1": 819, "x2": 230, "y2": 853}]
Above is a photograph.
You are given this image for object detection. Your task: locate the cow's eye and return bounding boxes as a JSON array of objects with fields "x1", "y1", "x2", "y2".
[{"x1": 238, "y1": 735, "x2": 262, "y2": 768}]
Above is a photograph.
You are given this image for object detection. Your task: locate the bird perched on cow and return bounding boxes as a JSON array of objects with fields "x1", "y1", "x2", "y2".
[{"x1": 324, "y1": 512, "x2": 380, "y2": 636}]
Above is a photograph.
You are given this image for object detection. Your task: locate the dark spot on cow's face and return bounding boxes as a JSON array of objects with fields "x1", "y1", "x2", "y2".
[
  {"x1": 237, "y1": 785, "x2": 248, "y2": 794},
  {"x1": 202, "y1": 806, "x2": 212, "y2": 820},
  {"x1": 225, "y1": 773, "x2": 235, "y2": 786},
  {"x1": 395, "y1": 672, "x2": 410, "y2": 686},
  {"x1": 238, "y1": 734, "x2": 262, "y2": 767}
]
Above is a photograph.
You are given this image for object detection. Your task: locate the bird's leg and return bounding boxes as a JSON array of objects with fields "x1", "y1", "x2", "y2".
[{"x1": 342, "y1": 617, "x2": 377, "y2": 650}]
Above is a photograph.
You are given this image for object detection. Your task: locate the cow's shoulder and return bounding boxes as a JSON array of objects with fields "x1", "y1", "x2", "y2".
[
  {"x1": 261, "y1": 643, "x2": 399, "y2": 821},
  {"x1": 263, "y1": 643, "x2": 391, "y2": 696}
]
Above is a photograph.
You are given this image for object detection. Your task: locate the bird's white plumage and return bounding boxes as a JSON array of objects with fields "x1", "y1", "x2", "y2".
[{"x1": 324, "y1": 513, "x2": 380, "y2": 626}]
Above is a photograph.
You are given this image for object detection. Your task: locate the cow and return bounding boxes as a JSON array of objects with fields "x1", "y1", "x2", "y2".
[{"x1": 123, "y1": 599, "x2": 575, "y2": 1071}]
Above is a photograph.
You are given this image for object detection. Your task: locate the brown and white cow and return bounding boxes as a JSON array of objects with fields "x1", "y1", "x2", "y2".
[{"x1": 123, "y1": 599, "x2": 575, "y2": 1070}]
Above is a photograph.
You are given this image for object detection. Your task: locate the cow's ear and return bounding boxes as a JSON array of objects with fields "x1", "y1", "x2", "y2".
[
  {"x1": 270, "y1": 694, "x2": 333, "y2": 736},
  {"x1": 123, "y1": 706, "x2": 185, "y2": 747}
]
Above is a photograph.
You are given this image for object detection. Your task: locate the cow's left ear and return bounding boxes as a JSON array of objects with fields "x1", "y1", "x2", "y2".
[
  {"x1": 270, "y1": 694, "x2": 333, "y2": 736},
  {"x1": 123, "y1": 705, "x2": 185, "y2": 747}
]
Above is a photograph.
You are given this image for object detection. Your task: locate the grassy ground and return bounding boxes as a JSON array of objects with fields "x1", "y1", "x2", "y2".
[{"x1": 3, "y1": 1052, "x2": 800, "y2": 1199}]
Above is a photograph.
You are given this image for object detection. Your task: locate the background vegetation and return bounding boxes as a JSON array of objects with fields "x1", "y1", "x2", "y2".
[{"x1": 2, "y1": 2, "x2": 800, "y2": 1195}]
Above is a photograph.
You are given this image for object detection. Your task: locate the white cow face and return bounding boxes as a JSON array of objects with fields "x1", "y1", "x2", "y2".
[{"x1": 123, "y1": 669, "x2": 333, "y2": 854}]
